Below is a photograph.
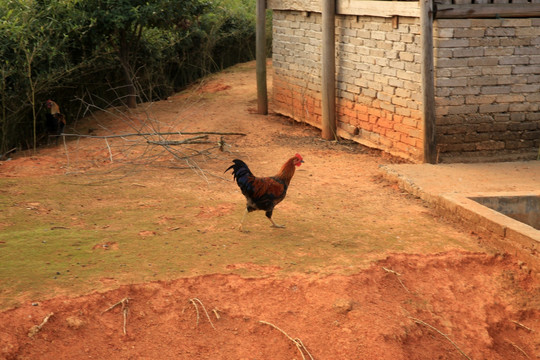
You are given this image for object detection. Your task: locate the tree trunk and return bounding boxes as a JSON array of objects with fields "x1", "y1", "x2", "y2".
[{"x1": 119, "y1": 30, "x2": 137, "y2": 109}]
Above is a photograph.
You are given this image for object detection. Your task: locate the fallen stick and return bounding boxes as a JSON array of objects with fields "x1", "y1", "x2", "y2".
[
  {"x1": 512, "y1": 320, "x2": 534, "y2": 332},
  {"x1": 382, "y1": 267, "x2": 410, "y2": 293},
  {"x1": 259, "y1": 320, "x2": 314, "y2": 360},
  {"x1": 188, "y1": 299, "x2": 200, "y2": 326},
  {"x1": 188, "y1": 298, "x2": 216, "y2": 330},
  {"x1": 0, "y1": 147, "x2": 17, "y2": 160},
  {"x1": 105, "y1": 138, "x2": 113, "y2": 162},
  {"x1": 102, "y1": 297, "x2": 131, "y2": 335},
  {"x1": 508, "y1": 340, "x2": 530, "y2": 359},
  {"x1": 28, "y1": 312, "x2": 54, "y2": 337},
  {"x1": 410, "y1": 317, "x2": 471, "y2": 360},
  {"x1": 147, "y1": 135, "x2": 209, "y2": 146},
  {"x1": 58, "y1": 131, "x2": 246, "y2": 139}
]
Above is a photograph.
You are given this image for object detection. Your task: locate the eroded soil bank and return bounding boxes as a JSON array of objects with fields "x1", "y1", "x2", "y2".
[{"x1": 1, "y1": 251, "x2": 539, "y2": 360}]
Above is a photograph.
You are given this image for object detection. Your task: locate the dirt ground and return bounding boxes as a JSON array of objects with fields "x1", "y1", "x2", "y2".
[{"x1": 0, "y1": 61, "x2": 539, "y2": 359}]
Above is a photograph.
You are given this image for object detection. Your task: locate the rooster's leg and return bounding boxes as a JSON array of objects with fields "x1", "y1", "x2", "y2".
[
  {"x1": 238, "y1": 209, "x2": 249, "y2": 232},
  {"x1": 266, "y1": 210, "x2": 285, "y2": 228}
]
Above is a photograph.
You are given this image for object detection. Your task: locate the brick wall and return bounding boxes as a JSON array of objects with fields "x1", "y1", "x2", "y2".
[
  {"x1": 273, "y1": 11, "x2": 425, "y2": 161},
  {"x1": 434, "y1": 18, "x2": 540, "y2": 162},
  {"x1": 271, "y1": 4, "x2": 540, "y2": 163}
]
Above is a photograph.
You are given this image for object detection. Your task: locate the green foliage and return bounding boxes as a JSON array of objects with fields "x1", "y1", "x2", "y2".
[{"x1": 0, "y1": 0, "x2": 262, "y2": 156}]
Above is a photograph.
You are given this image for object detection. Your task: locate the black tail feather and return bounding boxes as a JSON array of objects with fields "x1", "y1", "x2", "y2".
[{"x1": 225, "y1": 159, "x2": 253, "y2": 188}]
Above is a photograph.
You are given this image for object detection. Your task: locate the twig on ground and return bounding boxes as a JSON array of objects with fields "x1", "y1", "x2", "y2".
[
  {"x1": 507, "y1": 340, "x2": 530, "y2": 359},
  {"x1": 218, "y1": 136, "x2": 231, "y2": 153},
  {"x1": 188, "y1": 298, "x2": 216, "y2": 330},
  {"x1": 382, "y1": 267, "x2": 410, "y2": 293},
  {"x1": 295, "y1": 337, "x2": 315, "y2": 360},
  {"x1": 105, "y1": 138, "x2": 113, "y2": 162},
  {"x1": 410, "y1": 317, "x2": 471, "y2": 360},
  {"x1": 59, "y1": 131, "x2": 245, "y2": 139},
  {"x1": 512, "y1": 320, "x2": 534, "y2": 332},
  {"x1": 147, "y1": 135, "x2": 209, "y2": 146},
  {"x1": 28, "y1": 312, "x2": 54, "y2": 337},
  {"x1": 62, "y1": 135, "x2": 70, "y2": 169},
  {"x1": 189, "y1": 299, "x2": 200, "y2": 326},
  {"x1": 102, "y1": 297, "x2": 131, "y2": 335},
  {"x1": 259, "y1": 320, "x2": 314, "y2": 360},
  {"x1": 0, "y1": 147, "x2": 17, "y2": 160}
]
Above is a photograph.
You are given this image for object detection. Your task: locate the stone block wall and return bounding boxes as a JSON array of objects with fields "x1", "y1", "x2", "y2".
[
  {"x1": 273, "y1": 11, "x2": 425, "y2": 161},
  {"x1": 434, "y1": 18, "x2": 540, "y2": 162}
]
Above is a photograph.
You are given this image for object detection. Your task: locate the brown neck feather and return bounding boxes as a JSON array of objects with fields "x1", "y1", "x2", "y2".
[{"x1": 275, "y1": 157, "x2": 296, "y2": 185}]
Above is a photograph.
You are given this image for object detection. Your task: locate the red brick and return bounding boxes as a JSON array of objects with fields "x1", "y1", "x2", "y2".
[
  {"x1": 343, "y1": 107, "x2": 357, "y2": 118},
  {"x1": 377, "y1": 118, "x2": 394, "y2": 129},
  {"x1": 393, "y1": 114, "x2": 404, "y2": 124},
  {"x1": 395, "y1": 141, "x2": 411, "y2": 152},
  {"x1": 401, "y1": 134, "x2": 417, "y2": 146},
  {"x1": 386, "y1": 130, "x2": 401, "y2": 140},
  {"x1": 355, "y1": 104, "x2": 368, "y2": 114}
]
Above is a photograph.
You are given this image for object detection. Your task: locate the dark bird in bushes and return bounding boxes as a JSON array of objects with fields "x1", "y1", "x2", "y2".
[
  {"x1": 45, "y1": 99, "x2": 66, "y2": 145},
  {"x1": 226, "y1": 154, "x2": 304, "y2": 232}
]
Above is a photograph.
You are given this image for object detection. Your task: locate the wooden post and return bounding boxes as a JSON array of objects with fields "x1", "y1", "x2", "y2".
[
  {"x1": 420, "y1": 0, "x2": 436, "y2": 163},
  {"x1": 256, "y1": 0, "x2": 268, "y2": 115},
  {"x1": 322, "y1": 0, "x2": 336, "y2": 140}
]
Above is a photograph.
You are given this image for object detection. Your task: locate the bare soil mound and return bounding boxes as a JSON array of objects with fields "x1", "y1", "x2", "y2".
[{"x1": 1, "y1": 251, "x2": 539, "y2": 360}]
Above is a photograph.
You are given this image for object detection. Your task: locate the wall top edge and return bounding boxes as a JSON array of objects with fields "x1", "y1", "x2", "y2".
[{"x1": 268, "y1": 0, "x2": 421, "y2": 18}]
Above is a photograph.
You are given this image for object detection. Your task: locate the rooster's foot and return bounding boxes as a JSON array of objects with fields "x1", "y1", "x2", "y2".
[{"x1": 238, "y1": 224, "x2": 250, "y2": 233}]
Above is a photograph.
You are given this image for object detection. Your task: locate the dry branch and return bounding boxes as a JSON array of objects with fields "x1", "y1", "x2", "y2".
[
  {"x1": 188, "y1": 298, "x2": 216, "y2": 330},
  {"x1": 507, "y1": 340, "x2": 530, "y2": 359},
  {"x1": 218, "y1": 136, "x2": 231, "y2": 153},
  {"x1": 102, "y1": 297, "x2": 131, "y2": 335},
  {"x1": 147, "y1": 135, "x2": 209, "y2": 146},
  {"x1": 0, "y1": 147, "x2": 17, "y2": 160},
  {"x1": 410, "y1": 317, "x2": 471, "y2": 360},
  {"x1": 58, "y1": 131, "x2": 246, "y2": 139},
  {"x1": 58, "y1": 95, "x2": 245, "y2": 179},
  {"x1": 105, "y1": 138, "x2": 113, "y2": 162},
  {"x1": 512, "y1": 320, "x2": 534, "y2": 332},
  {"x1": 382, "y1": 266, "x2": 410, "y2": 293},
  {"x1": 28, "y1": 312, "x2": 54, "y2": 337},
  {"x1": 259, "y1": 320, "x2": 314, "y2": 360}
]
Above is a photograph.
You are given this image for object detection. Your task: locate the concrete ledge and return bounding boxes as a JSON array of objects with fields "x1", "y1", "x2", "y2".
[{"x1": 380, "y1": 163, "x2": 540, "y2": 265}]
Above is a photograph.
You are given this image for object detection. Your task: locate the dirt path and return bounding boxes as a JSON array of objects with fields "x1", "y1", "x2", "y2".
[{"x1": 0, "y1": 61, "x2": 539, "y2": 359}]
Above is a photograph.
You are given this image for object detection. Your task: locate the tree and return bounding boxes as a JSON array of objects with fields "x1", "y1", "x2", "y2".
[{"x1": 77, "y1": 0, "x2": 209, "y2": 108}]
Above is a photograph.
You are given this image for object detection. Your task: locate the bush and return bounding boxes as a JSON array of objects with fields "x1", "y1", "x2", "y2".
[{"x1": 0, "y1": 0, "x2": 264, "y2": 156}]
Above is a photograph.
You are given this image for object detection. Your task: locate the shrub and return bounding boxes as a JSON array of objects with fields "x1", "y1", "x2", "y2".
[{"x1": 0, "y1": 0, "x2": 263, "y2": 156}]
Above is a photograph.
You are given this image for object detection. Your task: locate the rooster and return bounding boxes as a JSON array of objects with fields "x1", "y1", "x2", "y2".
[
  {"x1": 226, "y1": 154, "x2": 304, "y2": 232},
  {"x1": 45, "y1": 99, "x2": 66, "y2": 145}
]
